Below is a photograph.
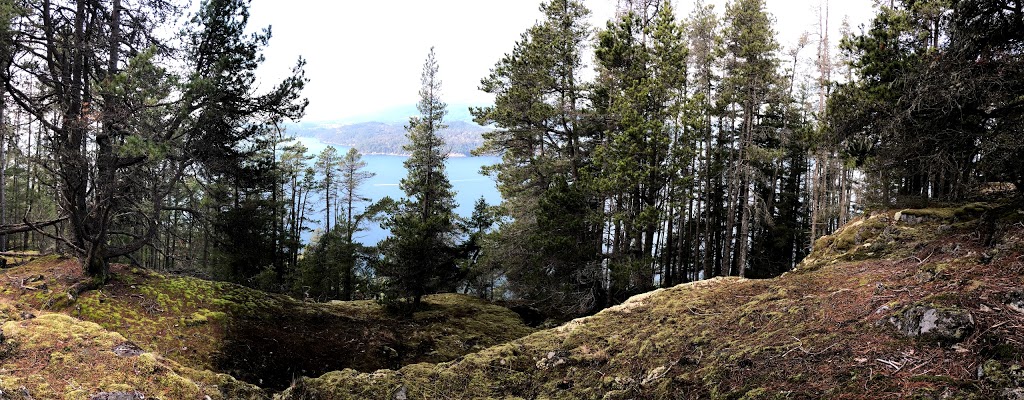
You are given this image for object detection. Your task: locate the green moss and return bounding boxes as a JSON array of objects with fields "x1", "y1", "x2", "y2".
[
  {"x1": 901, "y1": 202, "x2": 994, "y2": 222},
  {"x1": 0, "y1": 313, "x2": 266, "y2": 399},
  {"x1": 739, "y1": 387, "x2": 768, "y2": 400},
  {"x1": 182, "y1": 312, "x2": 208, "y2": 327}
]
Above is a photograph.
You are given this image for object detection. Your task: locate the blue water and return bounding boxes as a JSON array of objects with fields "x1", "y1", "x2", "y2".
[{"x1": 291, "y1": 137, "x2": 502, "y2": 245}]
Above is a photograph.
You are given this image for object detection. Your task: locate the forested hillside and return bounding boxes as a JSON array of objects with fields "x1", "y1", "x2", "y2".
[
  {"x1": 0, "y1": 0, "x2": 1021, "y2": 397},
  {"x1": 288, "y1": 120, "x2": 487, "y2": 156},
  {"x1": 280, "y1": 199, "x2": 1024, "y2": 399}
]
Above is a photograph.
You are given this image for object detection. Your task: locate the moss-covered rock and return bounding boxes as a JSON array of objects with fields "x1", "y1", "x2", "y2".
[
  {"x1": 0, "y1": 313, "x2": 267, "y2": 400},
  {"x1": 888, "y1": 304, "x2": 975, "y2": 343}
]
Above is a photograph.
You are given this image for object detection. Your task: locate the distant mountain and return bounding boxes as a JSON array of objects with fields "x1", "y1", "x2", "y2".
[{"x1": 286, "y1": 120, "x2": 490, "y2": 156}]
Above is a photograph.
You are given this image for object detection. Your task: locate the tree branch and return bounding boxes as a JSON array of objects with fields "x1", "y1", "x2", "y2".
[{"x1": 0, "y1": 217, "x2": 68, "y2": 235}]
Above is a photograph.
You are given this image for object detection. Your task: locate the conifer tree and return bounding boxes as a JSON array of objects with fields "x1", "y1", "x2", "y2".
[
  {"x1": 315, "y1": 146, "x2": 342, "y2": 234},
  {"x1": 719, "y1": 0, "x2": 782, "y2": 277},
  {"x1": 472, "y1": 0, "x2": 605, "y2": 317},
  {"x1": 828, "y1": 0, "x2": 1023, "y2": 202},
  {"x1": 594, "y1": 0, "x2": 689, "y2": 300},
  {"x1": 1, "y1": 0, "x2": 306, "y2": 283},
  {"x1": 379, "y1": 48, "x2": 460, "y2": 312},
  {"x1": 338, "y1": 148, "x2": 375, "y2": 300}
]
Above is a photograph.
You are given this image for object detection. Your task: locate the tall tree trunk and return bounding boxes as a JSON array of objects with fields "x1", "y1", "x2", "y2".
[{"x1": 0, "y1": 94, "x2": 7, "y2": 253}]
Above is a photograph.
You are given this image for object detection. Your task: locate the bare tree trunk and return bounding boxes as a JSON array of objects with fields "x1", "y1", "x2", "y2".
[
  {"x1": 1, "y1": 94, "x2": 7, "y2": 252},
  {"x1": 737, "y1": 169, "x2": 751, "y2": 278}
]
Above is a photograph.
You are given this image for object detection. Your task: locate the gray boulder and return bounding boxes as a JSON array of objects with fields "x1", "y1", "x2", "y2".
[{"x1": 889, "y1": 304, "x2": 974, "y2": 343}]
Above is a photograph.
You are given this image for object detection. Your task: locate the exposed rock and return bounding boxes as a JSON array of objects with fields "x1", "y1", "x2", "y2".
[
  {"x1": 536, "y1": 350, "x2": 567, "y2": 370},
  {"x1": 895, "y1": 211, "x2": 927, "y2": 225},
  {"x1": 1007, "y1": 291, "x2": 1024, "y2": 314},
  {"x1": 889, "y1": 304, "x2": 974, "y2": 343},
  {"x1": 88, "y1": 391, "x2": 144, "y2": 400},
  {"x1": 392, "y1": 385, "x2": 407, "y2": 400},
  {"x1": 112, "y1": 341, "x2": 145, "y2": 357}
]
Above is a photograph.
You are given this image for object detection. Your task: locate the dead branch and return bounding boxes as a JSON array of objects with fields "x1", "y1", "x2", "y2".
[
  {"x1": 0, "y1": 251, "x2": 46, "y2": 258},
  {"x1": 0, "y1": 217, "x2": 67, "y2": 235},
  {"x1": 876, "y1": 358, "x2": 905, "y2": 372},
  {"x1": 22, "y1": 217, "x2": 84, "y2": 254}
]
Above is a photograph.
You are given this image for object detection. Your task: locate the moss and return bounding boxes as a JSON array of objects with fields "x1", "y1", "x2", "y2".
[
  {"x1": 182, "y1": 311, "x2": 210, "y2": 327},
  {"x1": 0, "y1": 313, "x2": 266, "y2": 399},
  {"x1": 739, "y1": 387, "x2": 768, "y2": 399},
  {"x1": 900, "y1": 202, "x2": 994, "y2": 222}
]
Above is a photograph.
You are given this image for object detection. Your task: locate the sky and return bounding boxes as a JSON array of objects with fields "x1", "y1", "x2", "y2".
[{"x1": 247, "y1": 0, "x2": 878, "y2": 124}]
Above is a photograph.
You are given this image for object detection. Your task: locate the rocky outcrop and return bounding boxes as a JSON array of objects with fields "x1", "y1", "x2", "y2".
[{"x1": 888, "y1": 304, "x2": 975, "y2": 343}]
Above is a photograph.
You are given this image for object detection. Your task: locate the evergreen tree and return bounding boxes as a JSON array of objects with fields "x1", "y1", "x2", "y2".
[
  {"x1": 472, "y1": 0, "x2": 605, "y2": 318},
  {"x1": 1, "y1": 0, "x2": 306, "y2": 283},
  {"x1": 719, "y1": 0, "x2": 782, "y2": 277},
  {"x1": 280, "y1": 141, "x2": 316, "y2": 270},
  {"x1": 314, "y1": 146, "x2": 342, "y2": 235},
  {"x1": 685, "y1": 1, "x2": 726, "y2": 280},
  {"x1": 594, "y1": 0, "x2": 689, "y2": 301},
  {"x1": 379, "y1": 48, "x2": 460, "y2": 312},
  {"x1": 338, "y1": 148, "x2": 375, "y2": 300},
  {"x1": 458, "y1": 197, "x2": 497, "y2": 299},
  {"x1": 829, "y1": 0, "x2": 1024, "y2": 201}
]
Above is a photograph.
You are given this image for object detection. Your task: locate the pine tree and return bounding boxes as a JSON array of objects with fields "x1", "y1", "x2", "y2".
[
  {"x1": 829, "y1": 0, "x2": 1024, "y2": 201},
  {"x1": 686, "y1": 1, "x2": 725, "y2": 280},
  {"x1": 314, "y1": 146, "x2": 342, "y2": 234},
  {"x1": 458, "y1": 197, "x2": 497, "y2": 299},
  {"x1": 593, "y1": 0, "x2": 688, "y2": 301},
  {"x1": 719, "y1": 0, "x2": 782, "y2": 277},
  {"x1": 472, "y1": 0, "x2": 605, "y2": 318},
  {"x1": 338, "y1": 148, "x2": 374, "y2": 300},
  {"x1": 280, "y1": 141, "x2": 315, "y2": 269},
  {"x1": 1, "y1": 0, "x2": 306, "y2": 283},
  {"x1": 379, "y1": 48, "x2": 460, "y2": 312}
]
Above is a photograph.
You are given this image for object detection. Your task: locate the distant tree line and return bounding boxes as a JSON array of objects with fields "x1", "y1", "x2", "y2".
[{"x1": 0, "y1": 0, "x2": 1019, "y2": 320}]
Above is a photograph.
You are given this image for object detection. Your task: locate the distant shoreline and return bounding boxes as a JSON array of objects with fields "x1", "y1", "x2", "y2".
[{"x1": 315, "y1": 139, "x2": 471, "y2": 158}]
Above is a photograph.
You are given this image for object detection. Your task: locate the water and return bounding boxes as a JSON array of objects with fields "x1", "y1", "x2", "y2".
[{"x1": 291, "y1": 136, "x2": 502, "y2": 245}]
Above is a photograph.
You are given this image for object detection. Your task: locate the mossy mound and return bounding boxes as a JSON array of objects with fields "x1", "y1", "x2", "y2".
[
  {"x1": 280, "y1": 202, "x2": 1024, "y2": 399},
  {"x1": 0, "y1": 311, "x2": 265, "y2": 400},
  {"x1": 0, "y1": 261, "x2": 534, "y2": 391}
]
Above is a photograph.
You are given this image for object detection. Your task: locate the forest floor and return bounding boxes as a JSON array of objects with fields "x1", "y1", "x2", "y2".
[
  {"x1": 0, "y1": 257, "x2": 533, "y2": 398},
  {"x1": 279, "y1": 199, "x2": 1024, "y2": 399},
  {"x1": 1, "y1": 199, "x2": 1022, "y2": 399}
]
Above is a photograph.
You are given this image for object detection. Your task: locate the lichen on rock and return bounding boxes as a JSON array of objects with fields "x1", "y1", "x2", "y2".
[{"x1": 889, "y1": 304, "x2": 974, "y2": 343}]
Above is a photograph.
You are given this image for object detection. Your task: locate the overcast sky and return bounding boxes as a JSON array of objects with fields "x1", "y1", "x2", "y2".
[{"x1": 247, "y1": 0, "x2": 877, "y2": 124}]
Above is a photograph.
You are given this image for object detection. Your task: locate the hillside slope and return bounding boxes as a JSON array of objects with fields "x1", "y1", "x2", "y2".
[
  {"x1": 0, "y1": 302, "x2": 266, "y2": 399},
  {"x1": 279, "y1": 201, "x2": 1024, "y2": 399},
  {"x1": 0, "y1": 260, "x2": 534, "y2": 394},
  {"x1": 293, "y1": 120, "x2": 488, "y2": 156}
]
